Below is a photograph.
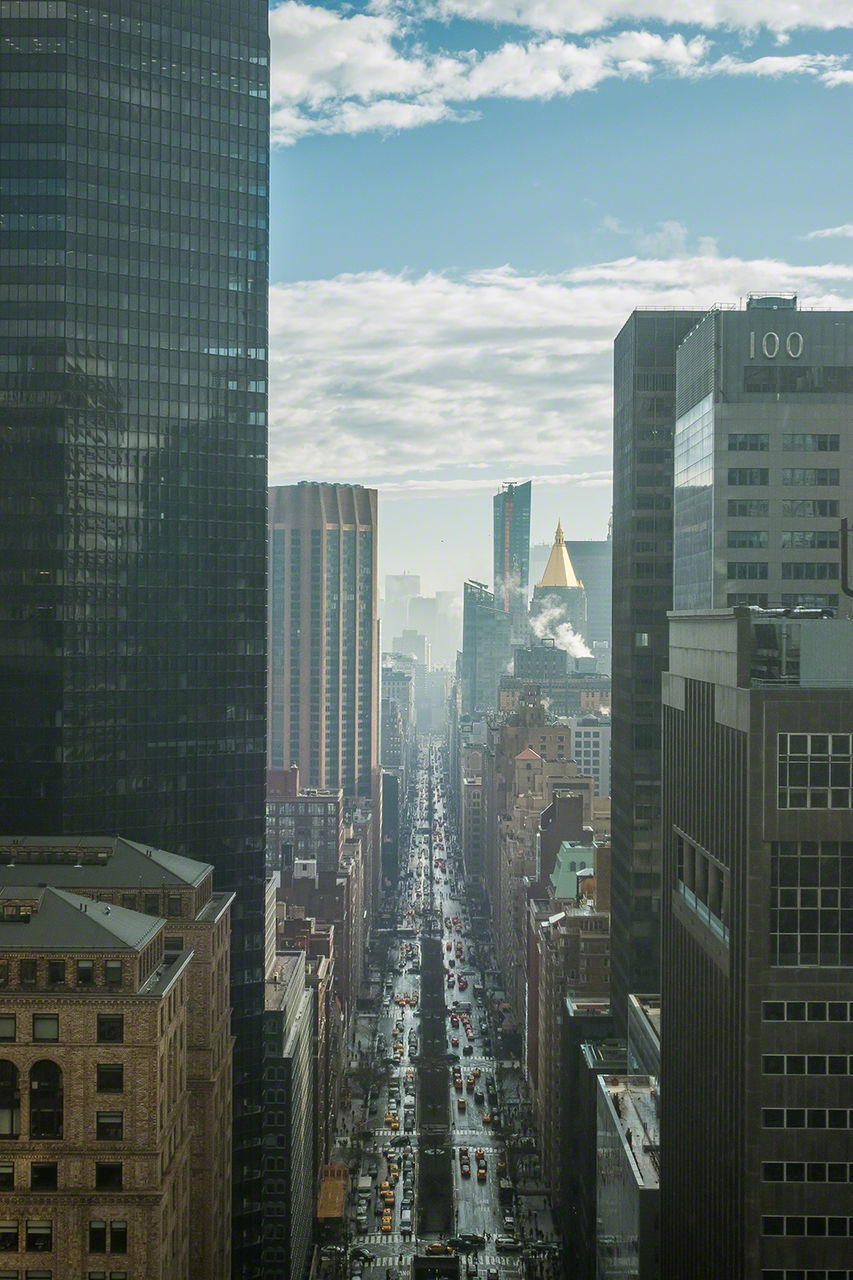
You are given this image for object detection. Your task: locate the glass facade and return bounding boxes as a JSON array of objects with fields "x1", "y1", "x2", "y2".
[
  {"x1": 493, "y1": 480, "x2": 531, "y2": 640},
  {"x1": 0, "y1": 1, "x2": 269, "y2": 1273},
  {"x1": 673, "y1": 392, "x2": 714, "y2": 609}
]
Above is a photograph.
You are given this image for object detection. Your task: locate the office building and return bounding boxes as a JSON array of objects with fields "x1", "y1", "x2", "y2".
[
  {"x1": 0, "y1": 2, "x2": 270, "y2": 1268},
  {"x1": 494, "y1": 480, "x2": 532, "y2": 643},
  {"x1": 568, "y1": 713, "x2": 611, "y2": 798},
  {"x1": 460, "y1": 581, "x2": 511, "y2": 715},
  {"x1": 265, "y1": 768, "x2": 344, "y2": 878},
  {"x1": 263, "y1": 951, "x2": 314, "y2": 1280},
  {"x1": 268, "y1": 483, "x2": 379, "y2": 798},
  {"x1": 609, "y1": 308, "x2": 703, "y2": 1029},
  {"x1": 565, "y1": 533, "x2": 613, "y2": 647},
  {"x1": 596, "y1": 1074, "x2": 660, "y2": 1280},
  {"x1": 674, "y1": 300, "x2": 853, "y2": 616},
  {"x1": 661, "y1": 609, "x2": 853, "y2": 1278},
  {"x1": 0, "y1": 836, "x2": 235, "y2": 1280},
  {"x1": 530, "y1": 522, "x2": 587, "y2": 640}
]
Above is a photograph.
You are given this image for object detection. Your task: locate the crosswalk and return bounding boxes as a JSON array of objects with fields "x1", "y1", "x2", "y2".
[{"x1": 356, "y1": 1235, "x2": 519, "y2": 1267}]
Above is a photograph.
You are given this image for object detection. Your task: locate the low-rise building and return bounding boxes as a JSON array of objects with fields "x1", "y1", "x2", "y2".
[
  {"x1": 0, "y1": 835, "x2": 233, "y2": 1280},
  {"x1": 596, "y1": 1075, "x2": 660, "y2": 1280}
]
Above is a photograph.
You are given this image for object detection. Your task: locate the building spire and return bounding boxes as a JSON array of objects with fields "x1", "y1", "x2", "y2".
[{"x1": 536, "y1": 519, "x2": 582, "y2": 589}]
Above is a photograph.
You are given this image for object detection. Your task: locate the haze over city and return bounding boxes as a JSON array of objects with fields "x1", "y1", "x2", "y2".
[{"x1": 266, "y1": 0, "x2": 853, "y2": 592}]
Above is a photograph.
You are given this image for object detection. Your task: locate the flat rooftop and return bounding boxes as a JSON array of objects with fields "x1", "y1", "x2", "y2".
[{"x1": 600, "y1": 1075, "x2": 660, "y2": 1188}]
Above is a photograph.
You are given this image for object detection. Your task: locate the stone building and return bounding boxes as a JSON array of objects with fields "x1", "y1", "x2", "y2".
[{"x1": 0, "y1": 836, "x2": 233, "y2": 1280}]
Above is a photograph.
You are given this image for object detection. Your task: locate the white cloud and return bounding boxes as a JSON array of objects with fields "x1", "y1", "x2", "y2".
[
  {"x1": 267, "y1": 253, "x2": 853, "y2": 494},
  {"x1": 405, "y1": 0, "x2": 853, "y2": 37},
  {"x1": 804, "y1": 223, "x2": 853, "y2": 239},
  {"x1": 269, "y1": 2, "x2": 851, "y2": 144}
]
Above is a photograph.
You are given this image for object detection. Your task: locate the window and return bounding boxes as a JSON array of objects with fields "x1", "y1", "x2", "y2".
[
  {"x1": 728, "y1": 432, "x2": 769, "y2": 451},
  {"x1": 728, "y1": 498, "x2": 769, "y2": 517},
  {"x1": 95, "y1": 1163, "x2": 122, "y2": 1191},
  {"x1": 104, "y1": 962, "x2": 121, "y2": 989},
  {"x1": 782, "y1": 468, "x2": 840, "y2": 486},
  {"x1": 783, "y1": 432, "x2": 840, "y2": 451},
  {"x1": 97, "y1": 1016, "x2": 123, "y2": 1044},
  {"x1": 120, "y1": 895, "x2": 135, "y2": 910},
  {"x1": 727, "y1": 530, "x2": 768, "y2": 549},
  {"x1": 30, "y1": 1164, "x2": 57, "y2": 1191},
  {"x1": 166, "y1": 895, "x2": 182, "y2": 917},
  {"x1": 96, "y1": 1065, "x2": 123, "y2": 1094},
  {"x1": 728, "y1": 561, "x2": 768, "y2": 580},
  {"x1": 164, "y1": 937, "x2": 184, "y2": 952},
  {"x1": 96, "y1": 1113, "x2": 123, "y2": 1141},
  {"x1": 781, "y1": 561, "x2": 839, "y2": 580},
  {"x1": 46, "y1": 962, "x2": 64, "y2": 987},
  {"x1": 89, "y1": 1221, "x2": 107, "y2": 1253},
  {"x1": 77, "y1": 960, "x2": 94, "y2": 987},
  {"x1": 0, "y1": 1063, "x2": 20, "y2": 1138},
  {"x1": 0, "y1": 1164, "x2": 12, "y2": 1190},
  {"x1": 0, "y1": 1018, "x2": 14, "y2": 1043},
  {"x1": 781, "y1": 530, "x2": 839, "y2": 549},
  {"x1": 29, "y1": 1063, "x2": 62, "y2": 1140},
  {"x1": 0, "y1": 964, "x2": 7, "y2": 989},
  {"x1": 32, "y1": 1017, "x2": 57, "y2": 1043},
  {"x1": 25, "y1": 1221, "x2": 52, "y2": 1251},
  {"x1": 110, "y1": 1222, "x2": 127, "y2": 1254},
  {"x1": 143, "y1": 894, "x2": 159, "y2": 916},
  {"x1": 0, "y1": 1223, "x2": 16, "y2": 1251},
  {"x1": 20, "y1": 961, "x2": 37, "y2": 988},
  {"x1": 728, "y1": 467, "x2": 768, "y2": 486},
  {"x1": 782, "y1": 498, "x2": 839, "y2": 517}
]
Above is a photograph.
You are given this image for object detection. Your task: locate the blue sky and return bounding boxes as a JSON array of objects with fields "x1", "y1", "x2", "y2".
[{"x1": 266, "y1": 0, "x2": 853, "y2": 596}]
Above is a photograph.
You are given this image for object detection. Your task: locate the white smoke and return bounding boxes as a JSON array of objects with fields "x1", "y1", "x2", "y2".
[{"x1": 528, "y1": 602, "x2": 592, "y2": 660}]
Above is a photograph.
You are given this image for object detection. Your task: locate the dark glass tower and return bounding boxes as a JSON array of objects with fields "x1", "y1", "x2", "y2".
[
  {"x1": 493, "y1": 479, "x2": 531, "y2": 643},
  {"x1": 610, "y1": 309, "x2": 702, "y2": 1029},
  {"x1": 0, "y1": 2, "x2": 269, "y2": 1273}
]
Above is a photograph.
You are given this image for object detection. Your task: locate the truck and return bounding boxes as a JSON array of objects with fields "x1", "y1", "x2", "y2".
[{"x1": 357, "y1": 1175, "x2": 372, "y2": 1197}]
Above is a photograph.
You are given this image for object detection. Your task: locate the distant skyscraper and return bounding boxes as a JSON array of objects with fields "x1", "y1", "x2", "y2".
[
  {"x1": 268, "y1": 483, "x2": 378, "y2": 798},
  {"x1": 494, "y1": 480, "x2": 532, "y2": 643},
  {"x1": 610, "y1": 308, "x2": 703, "y2": 1029},
  {"x1": 461, "y1": 580, "x2": 511, "y2": 715},
  {"x1": 0, "y1": 1, "x2": 270, "y2": 1270},
  {"x1": 661, "y1": 609, "x2": 853, "y2": 1278},
  {"x1": 673, "y1": 300, "x2": 853, "y2": 616},
  {"x1": 564, "y1": 534, "x2": 612, "y2": 650}
]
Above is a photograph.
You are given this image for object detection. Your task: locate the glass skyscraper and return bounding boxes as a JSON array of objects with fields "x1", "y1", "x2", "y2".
[
  {"x1": 0, "y1": 1, "x2": 269, "y2": 1272},
  {"x1": 493, "y1": 479, "x2": 531, "y2": 643}
]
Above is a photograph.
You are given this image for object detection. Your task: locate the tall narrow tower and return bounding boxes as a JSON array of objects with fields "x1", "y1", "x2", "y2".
[
  {"x1": 610, "y1": 309, "x2": 703, "y2": 1028},
  {"x1": 494, "y1": 480, "x2": 532, "y2": 644},
  {"x1": 0, "y1": 1, "x2": 270, "y2": 1271},
  {"x1": 268, "y1": 483, "x2": 379, "y2": 799}
]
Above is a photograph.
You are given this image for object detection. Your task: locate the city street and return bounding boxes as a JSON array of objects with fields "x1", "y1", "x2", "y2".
[{"x1": 335, "y1": 740, "x2": 560, "y2": 1280}]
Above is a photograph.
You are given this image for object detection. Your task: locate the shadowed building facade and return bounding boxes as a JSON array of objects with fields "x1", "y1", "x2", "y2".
[
  {"x1": 661, "y1": 610, "x2": 853, "y2": 1279},
  {"x1": 0, "y1": 2, "x2": 270, "y2": 1269},
  {"x1": 609, "y1": 308, "x2": 703, "y2": 1029},
  {"x1": 494, "y1": 480, "x2": 532, "y2": 645}
]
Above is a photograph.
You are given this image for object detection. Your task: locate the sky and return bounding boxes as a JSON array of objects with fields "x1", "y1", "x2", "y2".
[{"x1": 266, "y1": 0, "x2": 853, "y2": 596}]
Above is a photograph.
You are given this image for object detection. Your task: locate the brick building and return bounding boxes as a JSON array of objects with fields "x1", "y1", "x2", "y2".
[{"x1": 0, "y1": 836, "x2": 233, "y2": 1280}]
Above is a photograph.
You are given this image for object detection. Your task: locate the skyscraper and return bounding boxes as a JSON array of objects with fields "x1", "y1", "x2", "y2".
[
  {"x1": 610, "y1": 308, "x2": 703, "y2": 1028},
  {"x1": 0, "y1": 1, "x2": 270, "y2": 1271},
  {"x1": 268, "y1": 483, "x2": 378, "y2": 798},
  {"x1": 673, "y1": 300, "x2": 853, "y2": 617},
  {"x1": 494, "y1": 480, "x2": 532, "y2": 643},
  {"x1": 661, "y1": 608, "x2": 853, "y2": 1278},
  {"x1": 461, "y1": 580, "x2": 511, "y2": 716},
  {"x1": 530, "y1": 520, "x2": 587, "y2": 641}
]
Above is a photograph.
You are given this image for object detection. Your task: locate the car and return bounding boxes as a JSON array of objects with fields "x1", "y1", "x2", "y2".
[
  {"x1": 424, "y1": 1243, "x2": 454, "y2": 1256},
  {"x1": 380, "y1": 1219, "x2": 393, "y2": 1232},
  {"x1": 487, "y1": 1269, "x2": 499, "y2": 1279},
  {"x1": 459, "y1": 1232, "x2": 485, "y2": 1247},
  {"x1": 390, "y1": 1134, "x2": 410, "y2": 1148},
  {"x1": 495, "y1": 1237, "x2": 523, "y2": 1253},
  {"x1": 351, "y1": 1249, "x2": 376, "y2": 1264},
  {"x1": 502, "y1": 1216, "x2": 515, "y2": 1233},
  {"x1": 451, "y1": 1035, "x2": 459, "y2": 1047}
]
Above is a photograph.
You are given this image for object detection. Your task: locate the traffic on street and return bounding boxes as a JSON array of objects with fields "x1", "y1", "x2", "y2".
[{"x1": 336, "y1": 740, "x2": 561, "y2": 1280}]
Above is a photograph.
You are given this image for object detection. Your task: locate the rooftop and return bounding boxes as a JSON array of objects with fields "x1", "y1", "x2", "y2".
[
  {"x1": 600, "y1": 1075, "x2": 660, "y2": 1188},
  {"x1": 0, "y1": 885, "x2": 163, "y2": 953},
  {"x1": 0, "y1": 835, "x2": 212, "y2": 889}
]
